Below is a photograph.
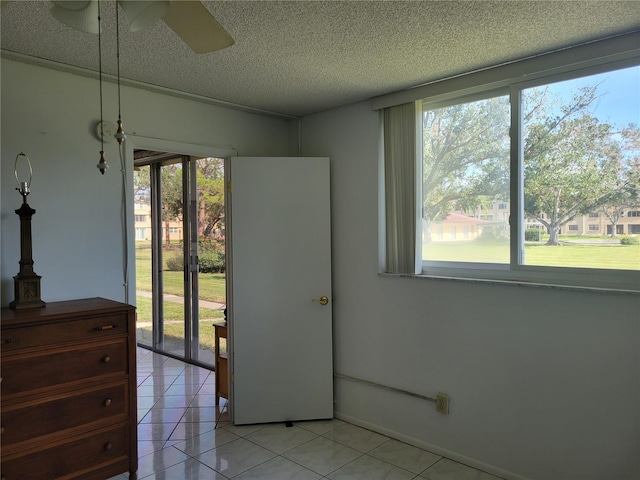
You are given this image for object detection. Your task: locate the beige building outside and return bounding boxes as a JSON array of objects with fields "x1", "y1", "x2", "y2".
[
  {"x1": 134, "y1": 203, "x2": 183, "y2": 242},
  {"x1": 427, "y1": 201, "x2": 640, "y2": 241}
]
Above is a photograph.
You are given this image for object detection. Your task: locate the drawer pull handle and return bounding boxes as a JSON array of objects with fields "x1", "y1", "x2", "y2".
[
  {"x1": 104, "y1": 441, "x2": 113, "y2": 451},
  {"x1": 104, "y1": 398, "x2": 112, "y2": 407},
  {"x1": 103, "y1": 355, "x2": 111, "y2": 363},
  {"x1": 95, "y1": 324, "x2": 118, "y2": 331}
]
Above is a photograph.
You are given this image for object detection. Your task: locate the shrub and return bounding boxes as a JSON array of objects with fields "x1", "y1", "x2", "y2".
[
  {"x1": 164, "y1": 239, "x2": 226, "y2": 273},
  {"x1": 198, "y1": 239, "x2": 226, "y2": 273},
  {"x1": 525, "y1": 228, "x2": 543, "y2": 241},
  {"x1": 620, "y1": 236, "x2": 640, "y2": 245},
  {"x1": 475, "y1": 226, "x2": 509, "y2": 243},
  {"x1": 199, "y1": 249, "x2": 225, "y2": 273},
  {"x1": 166, "y1": 254, "x2": 183, "y2": 271}
]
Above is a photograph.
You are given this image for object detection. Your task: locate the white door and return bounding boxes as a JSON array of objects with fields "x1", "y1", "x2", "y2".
[{"x1": 228, "y1": 156, "x2": 333, "y2": 425}]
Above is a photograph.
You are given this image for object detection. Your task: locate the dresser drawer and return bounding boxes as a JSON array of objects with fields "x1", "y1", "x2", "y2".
[
  {"x1": 0, "y1": 422, "x2": 130, "y2": 480},
  {"x1": 1, "y1": 380, "x2": 128, "y2": 450},
  {"x1": 1, "y1": 339, "x2": 128, "y2": 398},
  {"x1": 0, "y1": 312, "x2": 128, "y2": 353}
]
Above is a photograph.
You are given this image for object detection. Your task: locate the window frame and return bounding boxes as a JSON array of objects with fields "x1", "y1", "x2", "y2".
[{"x1": 417, "y1": 57, "x2": 640, "y2": 292}]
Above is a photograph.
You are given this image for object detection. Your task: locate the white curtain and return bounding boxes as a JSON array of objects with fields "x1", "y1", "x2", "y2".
[{"x1": 384, "y1": 102, "x2": 417, "y2": 274}]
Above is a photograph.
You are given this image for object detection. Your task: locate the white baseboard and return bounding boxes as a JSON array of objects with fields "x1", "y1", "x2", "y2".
[{"x1": 334, "y1": 411, "x2": 533, "y2": 480}]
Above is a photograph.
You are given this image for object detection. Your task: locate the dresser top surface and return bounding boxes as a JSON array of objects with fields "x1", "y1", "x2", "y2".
[{"x1": 1, "y1": 297, "x2": 133, "y2": 324}]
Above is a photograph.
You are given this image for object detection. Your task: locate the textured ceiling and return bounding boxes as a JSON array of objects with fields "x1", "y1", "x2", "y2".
[{"x1": 1, "y1": 1, "x2": 639, "y2": 118}]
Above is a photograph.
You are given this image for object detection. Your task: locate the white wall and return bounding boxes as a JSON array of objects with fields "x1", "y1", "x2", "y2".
[
  {"x1": 3, "y1": 58, "x2": 639, "y2": 480},
  {"x1": 301, "y1": 101, "x2": 640, "y2": 480},
  {"x1": 1, "y1": 59, "x2": 294, "y2": 305}
]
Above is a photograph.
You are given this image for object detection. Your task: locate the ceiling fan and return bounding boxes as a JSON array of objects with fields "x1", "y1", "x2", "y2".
[{"x1": 49, "y1": 0, "x2": 234, "y2": 54}]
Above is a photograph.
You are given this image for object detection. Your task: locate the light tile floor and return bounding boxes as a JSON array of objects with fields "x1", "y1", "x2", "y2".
[{"x1": 108, "y1": 347, "x2": 503, "y2": 480}]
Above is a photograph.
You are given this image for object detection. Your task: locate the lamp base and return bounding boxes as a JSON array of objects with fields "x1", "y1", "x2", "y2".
[{"x1": 10, "y1": 273, "x2": 45, "y2": 310}]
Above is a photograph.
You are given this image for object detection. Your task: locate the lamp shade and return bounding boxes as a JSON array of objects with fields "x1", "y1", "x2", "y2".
[
  {"x1": 50, "y1": 0, "x2": 99, "y2": 34},
  {"x1": 119, "y1": 0, "x2": 170, "y2": 32}
]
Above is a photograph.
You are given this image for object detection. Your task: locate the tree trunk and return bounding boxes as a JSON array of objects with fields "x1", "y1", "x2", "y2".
[
  {"x1": 546, "y1": 225, "x2": 561, "y2": 245},
  {"x1": 423, "y1": 218, "x2": 433, "y2": 244},
  {"x1": 198, "y1": 198, "x2": 206, "y2": 237}
]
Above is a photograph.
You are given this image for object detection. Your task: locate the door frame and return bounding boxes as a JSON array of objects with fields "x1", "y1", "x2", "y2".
[{"x1": 126, "y1": 137, "x2": 236, "y2": 364}]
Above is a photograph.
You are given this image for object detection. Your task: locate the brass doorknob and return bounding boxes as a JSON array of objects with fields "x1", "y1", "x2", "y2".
[{"x1": 312, "y1": 296, "x2": 329, "y2": 306}]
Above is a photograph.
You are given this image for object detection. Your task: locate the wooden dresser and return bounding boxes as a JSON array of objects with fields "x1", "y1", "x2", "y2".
[{"x1": 0, "y1": 297, "x2": 138, "y2": 480}]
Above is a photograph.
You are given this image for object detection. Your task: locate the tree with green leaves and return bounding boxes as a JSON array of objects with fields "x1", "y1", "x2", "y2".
[
  {"x1": 523, "y1": 85, "x2": 640, "y2": 245},
  {"x1": 422, "y1": 78, "x2": 639, "y2": 248},
  {"x1": 160, "y1": 164, "x2": 183, "y2": 247},
  {"x1": 597, "y1": 126, "x2": 640, "y2": 237},
  {"x1": 132, "y1": 162, "x2": 182, "y2": 247},
  {"x1": 195, "y1": 158, "x2": 225, "y2": 239},
  {"x1": 132, "y1": 159, "x2": 226, "y2": 246},
  {"x1": 422, "y1": 96, "x2": 510, "y2": 242}
]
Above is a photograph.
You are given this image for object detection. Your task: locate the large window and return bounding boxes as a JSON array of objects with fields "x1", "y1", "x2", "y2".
[
  {"x1": 520, "y1": 68, "x2": 639, "y2": 269},
  {"x1": 419, "y1": 64, "x2": 639, "y2": 287},
  {"x1": 421, "y1": 94, "x2": 510, "y2": 264},
  {"x1": 379, "y1": 35, "x2": 639, "y2": 290},
  {"x1": 417, "y1": 63, "x2": 639, "y2": 288}
]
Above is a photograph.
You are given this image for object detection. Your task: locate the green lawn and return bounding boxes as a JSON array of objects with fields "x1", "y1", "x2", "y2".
[
  {"x1": 424, "y1": 238, "x2": 640, "y2": 270},
  {"x1": 135, "y1": 296, "x2": 223, "y2": 352},
  {"x1": 135, "y1": 241, "x2": 226, "y2": 353},
  {"x1": 135, "y1": 296, "x2": 223, "y2": 322},
  {"x1": 135, "y1": 242, "x2": 226, "y2": 302},
  {"x1": 525, "y1": 243, "x2": 640, "y2": 269}
]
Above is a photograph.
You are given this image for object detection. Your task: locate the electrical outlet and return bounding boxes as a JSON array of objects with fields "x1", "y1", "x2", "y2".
[{"x1": 436, "y1": 393, "x2": 450, "y2": 415}]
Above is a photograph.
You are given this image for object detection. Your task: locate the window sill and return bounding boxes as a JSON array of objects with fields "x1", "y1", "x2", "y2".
[{"x1": 379, "y1": 272, "x2": 640, "y2": 296}]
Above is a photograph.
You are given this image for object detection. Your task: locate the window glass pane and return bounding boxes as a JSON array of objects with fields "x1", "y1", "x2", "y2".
[
  {"x1": 421, "y1": 95, "x2": 510, "y2": 264},
  {"x1": 160, "y1": 161, "x2": 186, "y2": 357},
  {"x1": 134, "y1": 165, "x2": 152, "y2": 348},
  {"x1": 522, "y1": 66, "x2": 640, "y2": 270}
]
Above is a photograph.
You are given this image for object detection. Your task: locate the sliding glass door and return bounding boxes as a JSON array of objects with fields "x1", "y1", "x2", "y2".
[{"x1": 134, "y1": 153, "x2": 226, "y2": 367}]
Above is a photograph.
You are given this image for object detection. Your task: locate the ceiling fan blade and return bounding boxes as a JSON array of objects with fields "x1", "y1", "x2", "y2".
[
  {"x1": 50, "y1": 1, "x2": 99, "y2": 34},
  {"x1": 119, "y1": 1, "x2": 170, "y2": 33},
  {"x1": 162, "y1": 1, "x2": 234, "y2": 54}
]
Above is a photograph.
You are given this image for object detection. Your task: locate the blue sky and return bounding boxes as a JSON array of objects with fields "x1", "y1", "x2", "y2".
[{"x1": 551, "y1": 65, "x2": 639, "y2": 128}]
